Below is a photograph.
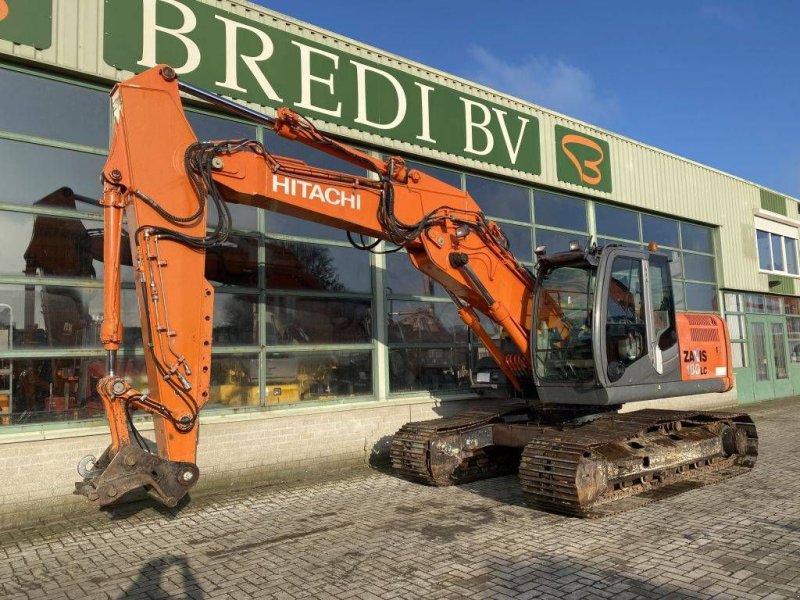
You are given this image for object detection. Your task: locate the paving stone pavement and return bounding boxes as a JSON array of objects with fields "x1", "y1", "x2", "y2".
[{"x1": 1, "y1": 398, "x2": 799, "y2": 600}]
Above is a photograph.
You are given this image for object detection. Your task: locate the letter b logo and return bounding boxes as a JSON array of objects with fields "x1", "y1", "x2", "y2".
[{"x1": 555, "y1": 125, "x2": 612, "y2": 193}]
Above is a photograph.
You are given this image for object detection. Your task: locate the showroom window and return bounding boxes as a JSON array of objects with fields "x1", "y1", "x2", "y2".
[{"x1": 756, "y1": 229, "x2": 799, "y2": 275}]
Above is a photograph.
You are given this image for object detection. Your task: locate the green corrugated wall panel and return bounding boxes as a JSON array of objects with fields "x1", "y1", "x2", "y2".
[
  {"x1": 767, "y1": 274, "x2": 795, "y2": 295},
  {"x1": 760, "y1": 188, "x2": 787, "y2": 215}
]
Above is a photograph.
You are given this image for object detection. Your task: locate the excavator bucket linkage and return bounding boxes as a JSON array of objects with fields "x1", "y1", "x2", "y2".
[{"x1": 391, "y1": 408, "x2": 758, "y2": 517}]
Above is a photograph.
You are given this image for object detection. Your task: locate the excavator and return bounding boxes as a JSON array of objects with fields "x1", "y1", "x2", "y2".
[{"x1": 74, "y1": 65, "x2": 758, "y2": 517}]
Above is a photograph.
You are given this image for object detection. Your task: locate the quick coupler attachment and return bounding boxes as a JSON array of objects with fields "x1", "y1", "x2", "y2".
[{"x1": 74, "y1": 445, "x2": 199, "y2": 508}]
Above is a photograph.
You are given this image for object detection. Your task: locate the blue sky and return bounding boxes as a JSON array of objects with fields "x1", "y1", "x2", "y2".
[{"x1": 252, "y1": 1, "x2": 800, "y2": 200}]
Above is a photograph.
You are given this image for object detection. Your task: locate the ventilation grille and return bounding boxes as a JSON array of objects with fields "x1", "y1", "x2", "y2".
[
  {"x1": 686, "y1": 314, "x2": 717, "y2": 327},
  {"x1": 690, "y1": 327, "x2": 720, "y2": 343}
]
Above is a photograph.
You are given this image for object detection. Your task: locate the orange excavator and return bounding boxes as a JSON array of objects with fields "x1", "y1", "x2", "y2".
[{"x1": 74, "y1": 66, "x2": 757, "y2": 517}]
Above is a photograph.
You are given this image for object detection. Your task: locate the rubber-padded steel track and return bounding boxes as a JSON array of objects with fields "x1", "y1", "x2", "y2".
[{"x1": 518, "y1": 409, "x2": 758, "y2": 517}]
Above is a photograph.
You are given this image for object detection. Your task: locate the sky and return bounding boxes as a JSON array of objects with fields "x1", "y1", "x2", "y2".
[{"x1": 250, "y1": 0, "x2": 800, "y2": 199}]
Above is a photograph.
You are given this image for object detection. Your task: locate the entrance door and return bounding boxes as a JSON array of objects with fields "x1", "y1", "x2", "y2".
[{"x1": 748, "y1": 315, "x2": 793, "y2": 401}]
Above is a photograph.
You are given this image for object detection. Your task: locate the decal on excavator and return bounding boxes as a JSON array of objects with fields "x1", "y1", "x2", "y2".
[{"x1": 272, "y1": 175, "x2": 362, "y2": 211}]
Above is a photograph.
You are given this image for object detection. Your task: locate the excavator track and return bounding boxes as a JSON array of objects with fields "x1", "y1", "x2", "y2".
[
  {"x1": 390, "y1": 408, "x2": 524, "y2": 485},
  {"x1": 518, "y1": 409, "x2": 758, "y2": 517},
  {"x1": 391, "y1": 408, "x2": 758, "y2": 517}
]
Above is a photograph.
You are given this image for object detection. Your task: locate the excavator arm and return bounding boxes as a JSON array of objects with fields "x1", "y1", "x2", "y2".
[{"x1": 76, "y1": 65, "x2": 539, "y2": 506}]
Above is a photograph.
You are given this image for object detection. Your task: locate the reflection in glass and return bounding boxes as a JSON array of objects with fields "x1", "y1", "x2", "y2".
[
  {"x1": 595, "y1": 204, "x2": 639, "y2": 241},
  {"x1": 406, "y1": 161, "x2": 462, "y2": 189},
  {"x1": 683, "y1": 253, "x2": 715, "y2": 282},
  {"x1": 0, "y1": 354, "x2": 142, "y2": 425},
  {"x1": 210, "y1": 354, "x2": 261, "y2": 408},
  {"x1": 642, "y1": 214, "x2": 679, "y2": 248},
  {"x1": 388, "y1": 301, "x2": 467, "y2": 344},
  {"x1": 786, "y1": 238, "x2": 799, "y2": 275},
  {"x1": 385, "y1": 252, "x2": 446, "y2": 298},
  {"x1": 534, "y1": 191, "x2": 587, "y2": 231},
  {"x1": 266, "y1": 241, "x2": 370, "y2": 293},
  {"x1": 0, "y1": 139, "x2": 105, "y2": 208},
  {"x1": 756, "y1": 230, "x2": 771, "y2": 270},
  {"x1": 214, "y1": 294, "x2": 258, "y2": 345},
  {"x1": 465, "y1": 175, "x2": 530, "y2": 222},
  {"x1": 684, "y1": 282, "x2": 717, "y2": 312},
  {"x1": 535, "y1": 228, "x2": 586, "y2": 254},
  {"x1": 751, "y1": 322, "x2": 768, "y2": 381},
  {"x1": 265, "y1": 297, "x2": 371, "y2": 344},
  {"x1": 771, "y1": 322, "x2": 789, "y2": 379},
  {"x1": 206, "y1": 233, "x2": 259, "y2": 287},
  {"x1": 498, "y1": 222, "x2": 533, "y2": 261},
  {"x1": 681, "y1": 222, "x2": 713, "y2": 253},
  {"x1": 186, "y1": 111, "x2": 257, "y2": 141},
  {"x1": 389, "y1": 347, "x2": 471, "y2": 393},
  {"x1": 264, "y1": 350, "x2": 372, "y2": 402},
  {"x1": 0, "y1": 67, "x2": 109, "y2": 148},
  {"x1": 771, "y1": 233, "x2": 784, "y2": 272}
]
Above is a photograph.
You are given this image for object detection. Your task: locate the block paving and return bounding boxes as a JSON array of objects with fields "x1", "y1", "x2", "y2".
[{"x1": 0, "y1": 397, "x2": 799, "y2": 599}]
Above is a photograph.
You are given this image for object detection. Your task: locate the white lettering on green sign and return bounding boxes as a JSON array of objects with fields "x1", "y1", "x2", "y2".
[{"x1": 103, "y1": 0, "x2": 541, "y2": 175}]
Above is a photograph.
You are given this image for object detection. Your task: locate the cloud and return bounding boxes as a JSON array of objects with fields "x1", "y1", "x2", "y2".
[{"x1": 464, "y1": 46, "x2": 617, "y2": 125}]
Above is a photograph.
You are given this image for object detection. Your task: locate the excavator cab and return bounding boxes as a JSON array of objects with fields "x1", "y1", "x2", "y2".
[{"x1": 532, "y1": 243, "x2": 721, "y2": 407}]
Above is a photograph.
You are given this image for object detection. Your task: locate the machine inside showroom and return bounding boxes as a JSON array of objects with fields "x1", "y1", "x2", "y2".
[{"x1": 74, "y1": 65, "x2": 757, "y2": 517}]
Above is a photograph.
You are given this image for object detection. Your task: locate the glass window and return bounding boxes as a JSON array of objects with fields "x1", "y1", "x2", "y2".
[
  {"x1": 771, "y1": 322, "x2": 789, "y2": 379},
  {"x1": 407, "y1": 161, "x2": 462, "y2": 189},
  {"x1": 642, "y1": 215, "x2": 679, "y2": 248},
  {"x1": 673, "y1": 281, "x2": 686, "y2": 311},
  {"x1": 726, "y1": 314, "x2": 745, "y2": 340},
  {"x1": 186, "y1": 111, "x2": 257, "y2": 141},
  {"x1": 497, "y1": 222, "x2": 532, "y2": 262},
  {"x1": 535, "y1": 228, "x2": 587, "y2": 254},
  {"x1": 213, "y1": 293, "x2": 258, "y2": 346},
  {"x1": 385, "y1": 252, "x2": 447, "y2": 298},
  {"x1": 685, "y1": 283, "x2": 718, "y2": 312},
  {"x1": 756, "y1": 230, "x2": 772, "y2": 270},
  {"x1": 465, "y1": 175, "x2": 529, "y2": 222},
  {"x1": 534, "y1": 265, "x2": 595, "y2": 383},
  {"x1": 595, "y1": 204, "x2": 639, "y2": 241},
  {"x1": 534, "y1": 191, "x2": 587, "y2": 231},
  {"x1": 0, "y1": 68, "x2": 109, "y2": 148},
  {"x1": 265, "y1": 350, "x2": 372, "y2": 401},
  {"x1": 751, "y1": 322, "x2": 769, "y2": 381},
  {"x1": 0, "y1": 353, "x2": 118, "y2": 425},
  {"x1": 210, "y1": 353, "x2": 261, "y2": 409},
  {"x1": 266, "y1": 241, "x2": 371, "y2": 293},
  {"x1": 388, "y1": 301, "x2": 466, "y2": 345},
  {"x1": 0, "y1": 211, "x2": 104, "y2": 280},
  {"x1": 605, "y1": 257, "x2": 647, "y2": 372},
  {"x1": 0, "y1": 139, "x2": 105, "y2": 209},
  {"x1": 205, "y1": 232, "x2": 259, "y2": 288},
  {"x1": 265, "y1": 212, "x2": 348, "y2": 240},
  {"x1": 731, "y1": 342, "x2": 747, "y2": 368},
  {"x1": 649, "y1": 255, "x2": 676, "y2": 352},
  {"x1": 724, "y1": 292, "x2": 741, "y2": 313},
  {"x1": 771, "y1": 233, "x2": 785, "y2": 271},
  {"x1": 746, "y1": 294, "x2": 766, "y2": 313},
  {"x1": 786, "y1": 238, "x2": 799, "y2": 275},
  {"x1": 764, "y1": 296, "x2": 781, "y2": 314},
  {"x1": 787, "y1": 316, "x2": 800, "y2": 363},
  {"x1": 683, "y1": 253, "x2": 715, "y2": 282},
  {"x1": 784, "y1": 297, "x2": 800, "y2": 315},
  {"x1": 389, "y1": 347, "x2": 471, "y2": 393},
  {"x1": 265, "y1": 130, "x2": 367, "y2": 176},
  {"x1": 264, "y1": 296, "x2": 371, "y2": 345},
  {"x1": 681, "y1": 222, "x2": 713, "y2": 253}
]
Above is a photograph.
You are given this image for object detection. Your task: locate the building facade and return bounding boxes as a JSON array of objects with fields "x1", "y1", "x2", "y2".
[{"x1": 0, "y1": 0, "x2": 797, "y2": 525}]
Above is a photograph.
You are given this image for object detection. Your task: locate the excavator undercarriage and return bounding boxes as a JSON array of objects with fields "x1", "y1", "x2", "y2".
[{"x1": 391, "y1": 407, "x2": 758, "y2": 517}]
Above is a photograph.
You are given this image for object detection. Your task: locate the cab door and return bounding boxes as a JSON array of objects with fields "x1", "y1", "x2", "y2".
[{"x1": 595, "y1": 249, "x2": 680, "y2": 400}]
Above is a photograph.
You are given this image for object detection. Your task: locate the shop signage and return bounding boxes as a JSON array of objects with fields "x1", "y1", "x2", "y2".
[
  {"x1": 0, "y1": 0, "x2": 52, "y2": 50},
  {"x1": 555, "y1": 125, "x2": 612, "y2": 193},
  {"x1": 103, "y1": 0, "x2": 541, "y2": 175}
]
